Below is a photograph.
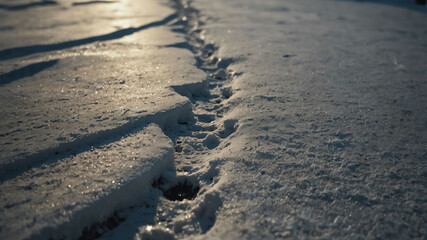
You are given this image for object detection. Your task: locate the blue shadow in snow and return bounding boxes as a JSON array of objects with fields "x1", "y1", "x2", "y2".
[
  {"x1": 0, "y1": 0, "x2": 57, "y2": 11},
  {"x1": 0, "y1": 13, "x2": 177, "y2": 62},
  {"x1": 72, "y1": 1, "x2": 116, "y2": 6},
  {"x1": 0, "y1": 60, "x2": 58, "y2": 86}
]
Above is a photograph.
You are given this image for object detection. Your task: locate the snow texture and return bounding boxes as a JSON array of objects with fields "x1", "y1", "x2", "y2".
[
  {"x1": 1, "y1": 0, "x2": 426, "y2": 239},
  {"x1": 1, "y1": 124, "x2": 174, "y2": 240},
  {"x1": 188, "y1": 0, "x2": 427, "y2": 239}
]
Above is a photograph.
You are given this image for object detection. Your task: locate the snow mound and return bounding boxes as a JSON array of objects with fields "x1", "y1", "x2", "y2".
[{"x1": 0, "y1": 124, "x2": 174, "y2": 240}]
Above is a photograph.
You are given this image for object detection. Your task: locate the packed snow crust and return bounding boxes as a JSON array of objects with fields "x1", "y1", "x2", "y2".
[
  {"x1": 1, "y1": 0, "x2": 426, "y2": 239},
  {"x1": 0, "y1": 0, "x2": 210, "y2": 239},
  {"x1": 187, "y1": 0, "x2": 427, "y2": 239},
  {"x1": 0, "y1": 124, "x2": 174, "y2": 240},
  {"x1": 0, "y1": 0, "x2": 204, "y2": 179}
]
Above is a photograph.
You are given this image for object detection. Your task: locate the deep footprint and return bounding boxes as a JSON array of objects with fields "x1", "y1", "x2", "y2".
[{"x1": 163, "y1": 180, "x2": 200, "y2": 201}]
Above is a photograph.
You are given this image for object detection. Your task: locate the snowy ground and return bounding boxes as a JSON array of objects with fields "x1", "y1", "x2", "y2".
[{"x1": 0, "y1": 0, "x2": 426, "y2": 239}]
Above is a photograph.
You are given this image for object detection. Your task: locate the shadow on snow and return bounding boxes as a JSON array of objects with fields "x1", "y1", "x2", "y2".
[
  {"x1": 0, "y1": 0, "x2": 57, "y2": 11},
  {"x1": 0, "y1": 60, "x2": 58, "y2": 86},
  {"x1": 0, "y1": 13, "x2": 177, "y2": 61},
  {"x1": 72, "y1": 1, "x2": 116, "y2": 6}
]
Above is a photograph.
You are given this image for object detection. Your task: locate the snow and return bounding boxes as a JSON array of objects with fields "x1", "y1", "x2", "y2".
[
  {"x1": 188, "y1": 0, "x2": 427, "y2": 238},
  {"x1": 0, "y1": 124, "x2": 175, "y2": 240},
  {"x1": 1, "y1": 0, "x2": 426, "y2": 239},
  {"x1": 0, "y1": 0, "x2": 204, "y2": 178}
]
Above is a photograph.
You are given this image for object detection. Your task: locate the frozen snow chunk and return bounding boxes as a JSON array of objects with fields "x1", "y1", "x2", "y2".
[
  {"x1": 0, "y1": 124, "x2": 174, "y2": 240},
  {"x1": 221, "y1": 87, "x2": 233, "y2": 99},
  {"x1": 214, "y1": 69, "x2": 227, "y2": 79},
  {"x1": 171, "y1": 80, "x2": 209, "y2": 98},
  {"x1": 171, "y1": 190, "x2": 222, "y2": 234},
  {"x1": 193, "y1": 191, "x2": 222, "y2": 233},
  {"x1": 135, "y1": 226, "x2": 175, "y2": 240}
]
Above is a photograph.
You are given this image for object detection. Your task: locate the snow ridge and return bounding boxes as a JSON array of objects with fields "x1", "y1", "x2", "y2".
[{"x1": 0, "y1": 100, "x2": 192, "y2": 183}]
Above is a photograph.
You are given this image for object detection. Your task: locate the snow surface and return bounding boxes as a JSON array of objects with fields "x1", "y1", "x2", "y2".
[
  {"x1": 1, "y1": 124, "x2": 174, "y2": 240},
  {"x1": 187, "y1": 0, "x2": 427, "y2": 239},
  {"x1": 0, "y1": 0, "x2": 202, "y2": 178},
  {"x1": 1, "y1": 0, "x2": 426, "y2": 239}
]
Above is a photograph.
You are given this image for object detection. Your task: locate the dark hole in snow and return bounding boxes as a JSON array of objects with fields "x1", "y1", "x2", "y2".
[
  {"x1": 163, "y1": 180, "x2": 200, "y2": 201},
  {"x1": 79, "y1": 211, "x2": 125, "y2": 240},
  {"x1": 174, "y1": 144, "x2": 183, "y2": 152}
]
